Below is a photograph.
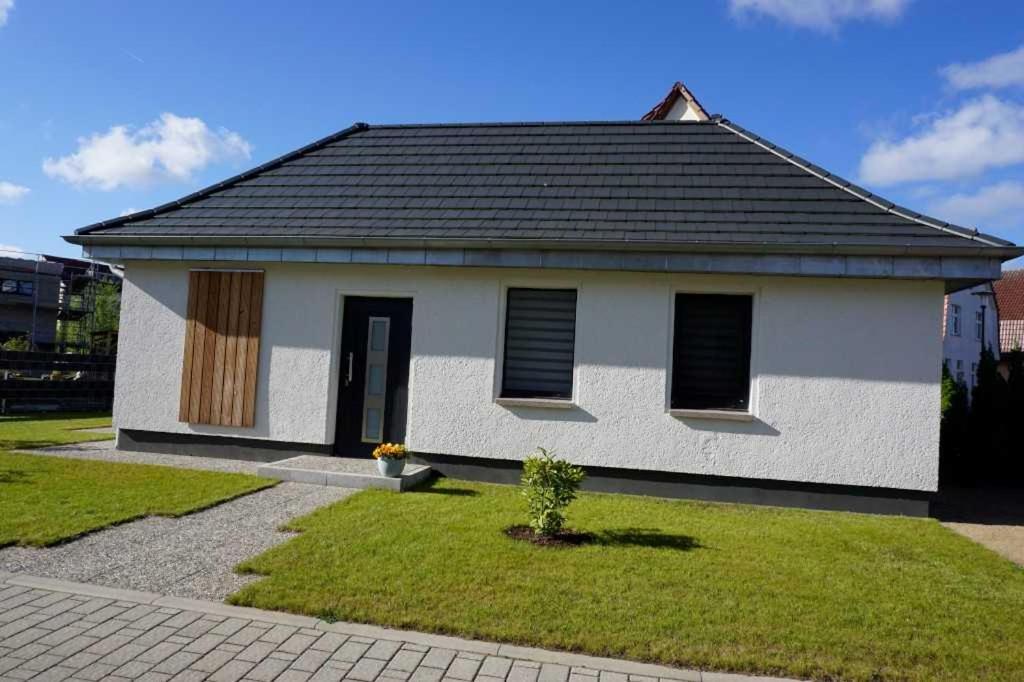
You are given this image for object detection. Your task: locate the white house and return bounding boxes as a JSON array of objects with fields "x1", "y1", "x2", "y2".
[
  {"x1": 942, "y1": 283, "x2": 999, "y2": 390},
  {"x1": 65, "y1": 85, "x2": 1023, "y2": 516}
]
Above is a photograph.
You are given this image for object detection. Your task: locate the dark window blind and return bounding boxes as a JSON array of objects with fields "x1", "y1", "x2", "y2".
[
  {"x1": 501, "y1": 288, "x2": 577, "y2": 399},
  {"x1": 672, "y1": 294, "x2": 752, "y2": 411}
]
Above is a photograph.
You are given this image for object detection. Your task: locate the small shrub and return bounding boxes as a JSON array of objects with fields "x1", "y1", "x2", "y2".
[{"x1": 520, "y1": 447, "x2": 585, "y2": 536}]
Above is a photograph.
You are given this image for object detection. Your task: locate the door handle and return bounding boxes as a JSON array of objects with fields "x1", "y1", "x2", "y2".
[{"x1": 346, "y1": 352, "x2": 354, "y2": 386}]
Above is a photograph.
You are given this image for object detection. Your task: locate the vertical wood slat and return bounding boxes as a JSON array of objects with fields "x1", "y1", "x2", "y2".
[
  {"x1": 178, "y1": 270, "x2": 264, "y2": 427},
  {"x1": 209, "y1": 273, "x2": 232, "y2": 425},
  {"x1": 220, "y1": 273, "x2": 242, "y2": 425},
  {"x1": 242, "y1": 272, "x2": 264, "y2": 427},
  {"x1": 177, "y1": 272, "x2": 201, "y2": 422}
]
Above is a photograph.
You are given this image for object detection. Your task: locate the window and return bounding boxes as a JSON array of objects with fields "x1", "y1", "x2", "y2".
[
  {"x1": 671, "y1": 293, "x2": 752, "y2": 411},
  {"x1": 971, "y1": 362, "x2": 978, "y2": 386},
  {"x1": 501, "y1": 288, "x2": 577, "y2": 399},
  {"x1": 949, "y1": 304, "x2": 962, "y2": 336},
  {"x1": 975, "y1": 310, "x2": 984, "y2": 340},
  {"x1": 0, "y1": 278, "x2": 32, "y2": 296},
  {"x1": 956, "y1": 359, "x2": 964, "y2": 385}
]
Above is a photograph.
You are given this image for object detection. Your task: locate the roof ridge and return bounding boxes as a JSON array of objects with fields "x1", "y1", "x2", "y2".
[
  {"x1": 714, "y1": 117, "x2": 1015, "y2": 249},
  {"x1": 75, "y1": 122, "x2": 371, "y2": 235}
]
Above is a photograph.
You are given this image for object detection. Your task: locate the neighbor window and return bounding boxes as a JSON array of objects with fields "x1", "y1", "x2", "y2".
[
  {"x1": 0, "y1": 279, "x2": 33, "y2": 296},
  {"x1": 975, "y1": 310, "x2": 984, "y2": 340},
  {"x1": 971, "y1": 362, "x2": 978, "y2": 386},
  {"x1": 949, "y1": 304, "x2": 962, "y2": 336},
  {"x1": 956, "y1": 359, "x2": 964, "y2": 384},
  {"x1": 501, "y1": 288, "x2": 577, "y2": 400},
  {"x1": 671, "y1": 293, "x2": 752, "y2": 411}
]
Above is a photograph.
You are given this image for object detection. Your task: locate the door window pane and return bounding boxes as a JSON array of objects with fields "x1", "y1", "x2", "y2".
[
  {"x1": 364, "y1": 408, "x2": 382, "y2": 441},
  {"x1": 368, "y1": 364, "x2": 385, "y2": 395},
  {"x1": 370, "y1": 320, "x2": 387, "y2": 351}
]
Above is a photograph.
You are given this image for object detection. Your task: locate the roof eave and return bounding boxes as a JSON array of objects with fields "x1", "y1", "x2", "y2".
[{"x1": 63, "y1": 233, "x2": 1024, "y2": 261}]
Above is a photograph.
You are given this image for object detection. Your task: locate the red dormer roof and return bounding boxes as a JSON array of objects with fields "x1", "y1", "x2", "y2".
[{"x1": 641, "y1": 81, "x2": 710, "y2": 121}]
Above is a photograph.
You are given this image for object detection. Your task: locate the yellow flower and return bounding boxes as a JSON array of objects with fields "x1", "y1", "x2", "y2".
[{"x1": 373, "y1": 443, "x2": 408, "y2": 459}]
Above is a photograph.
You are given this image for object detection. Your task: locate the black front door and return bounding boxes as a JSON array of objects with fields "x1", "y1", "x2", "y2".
[{"x1": 334, "y1": 297, "x2": 413, "y2": 457}]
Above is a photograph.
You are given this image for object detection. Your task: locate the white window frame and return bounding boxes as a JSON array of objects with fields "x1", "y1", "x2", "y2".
[
  {"x1": 975, "y1": 310, "x2": 984, "y2": 341},
  {"x1": 949, "y1": 304, "x2": 962, "y2": 337},
  {"x1": 666, "y1": 285, "x2": 760, "y2": 422},
  {"x1": 493, "y1": 279, "x2": 581, "y2": 409}
]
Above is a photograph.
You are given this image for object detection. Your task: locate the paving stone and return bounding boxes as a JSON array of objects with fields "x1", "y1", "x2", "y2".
[
  {"x1": 1, "y1": 626, "x2": 48, "y2": 648},
  {"x1": 279, "y1": 633, "x2": 320, "y2": 655},
  {"x1": 277, "y1": 670, "x2": 312, "y2": 682},
  {"x1": 134, "y1": 625, "x2": 180, "y2": 648},
  {"x1": 572, "y1": 669, "x2": 599, "y2": 678},
  {"x1": 598, "y1": 673, "x2": 627, "y2": 682},
  {"x1": 20, "y1": 652, "x2": 64, "y2": 672},
  {"x1": 0, "y1": 607, "x2": 37, "y2": 625},
  {"x1": 166, "y1": 635, "x2": 193, "y2": 645},
  {"x1": 247, "y1": 656, "x2": 292, "y2": 681},
  {"x1": 310, "y1": 632, "x2": 347, "y2": 653},
  {"x1": 81, "y1": 605, "x2": 127, "y2": 623},
  {"x1": 446, "y1": 657, "x2": 482, "y2": 680},
  {"x1": 38, "y1": 598, "x2": 82, "y2": 617},
  {"x1": 9, "y1": 642, "x2": 48, "y2": 661},
  {"x1": 191, "y1": 647, "x2": 237, "y2": 672},
  {"x1": 3, "y1": 668, "x2": 38, "y2": 680},
  {"x1": 30, "y1": 665, "x2": 79, "y2": 682},
  {"x1": 38, "y1": 612, "x2": 86, "y2": 632},
  {"x1": 136, "y1": 671, "x2": 172, "y2": 681},
  {"x1": 169, "y1": 670, "x2": 208, "y2": 682},
  {"x1": 388, "y1": 650, "x2": 425, "y2": 673},
  {"x1": 151, "y1": 651, "x2": 202, "y2": 676},
  {"x1": 162, "y1": 612, "x2": 203, "y2": 630},
  {"x1": 219, "y1": 642, "x2": 244, "y2": 653},
  {"x1": 269, "y1": 650, "x2": 298, "y2": 661},
  {"x1": 365, "y1": 639, "x2": 402, "y2": 660},
  {"x1": 308, "y1": 666, "x2": 348, "y2": 682},
  {"x1": 133, "y1": 612, "x2": 175, "y2": 631},
  {"x1": 112, "y1": 660, "x2": 156, "y2": 678},
  {"x1": 291, "y1": 648, "x2": 331, "y2": 672},
  {"x1": 85, "y1": 634, "x2": 134, "y2": 657},
  {"x1": 332, "y1": 640, "x2": 370, "y2": 662},
  {"x1": 183, "y1": 633, "x2": 226, "y2": 655},
  {"x1": 421, "y1": 647, "x2": 458, "y2": 667},
  {"x1": 237, "y1": 640, "x2": 277, "y2": 663},
  {"x1": 480, "y1": 656, "x2": 513, "y2": 678},
  {"x1": 98, "y1": 642, "x2": 149, "y2": 667},
  {"x1": 81, "y1": 619, "x2": 128, "y2": 640},
  {"x1": 136, "y1": 641, "x2": 184, "y2": 664},
  {"x1": 209, "y1": 618, "x2": 249, "y2": 637},
  {"x1": 346, "y1": 656, "x2": 387, "y2": 681},
  {"x1": 538, "y1": 664, "x2": 570, "y2": 682},
  {"x1": 259, "y1": 624, "x2": 298, "y2": 645},
  {"x1": 207, "y1": 658, "x2": 256, "y2": 682},
  {"x1": 75, "y1": 661, "x2": 118, "y2": 680},
  {"x1": 409, "y1": 667, "x2": 445, "y2": 682},
  {"x1": 476, "y1": 675, "x2": 506, "y2": 682},
  {"x1": 35, "y1": 624, "x2": 86, "y2": 647},
  {"x1": 226, "y1": 625, "x2": 266, "y2": 647},
  {"x1": 508, "y1": 663, "x2": 541, "y2": 682},
  {"x1": 176, "y1": 618, "x2": 220, "y2": 639},
  {"x1": 61, "y1": 650, "x2": 101, "y2": 670},
  {"x1": 50, "y1": 634, "x2": 98, "y2": 658}
]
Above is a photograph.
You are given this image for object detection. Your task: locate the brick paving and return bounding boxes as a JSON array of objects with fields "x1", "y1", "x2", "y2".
[{"x1": 0, "y1": 574, "x2": 798, "y2": 682}]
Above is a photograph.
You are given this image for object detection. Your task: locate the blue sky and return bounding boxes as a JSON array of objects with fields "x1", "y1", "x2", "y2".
[{"x1": 2, "y1": 0, "x2": 1024, "y2": 266}]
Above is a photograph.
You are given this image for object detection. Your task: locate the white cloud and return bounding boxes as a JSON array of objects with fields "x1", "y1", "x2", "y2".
[
  {"x1": 859, "y1": 95, "x2": 1024, "y2": 185},
  {"x1": 942, "y1": 45, "x2": 1024, "y2": 91},
  {"x1": 43, "y1": 113, "x2": 251, "y2": 190},
  {"x1": 930, "y1": 181, "x2": 1024, "y2": 229},
  {"x1": 728, "y1": 0, "x2": 909, "y2": 31},
  {"x1": 120, "y1": 208, "x2": 140, "y2": 217},
  {"x1": 0, "y1": 180, "x2": 29, "y2": 204},
  {"x1": 0, "y1": 0, "x2": 13, "y2": 28}
]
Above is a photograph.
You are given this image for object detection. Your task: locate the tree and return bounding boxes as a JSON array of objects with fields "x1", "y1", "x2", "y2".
[
  {"x1": 93, "y1": 282, "x2": 121, "y2": 333},
  {"x1": 0, "y1": 336, "x2": 30, "y2": 351},
  {"x1": 939, "y1": 362, "x2": 970, "y2": 485},
  {"x1": 970, "y1": 347, "x2": 1010, "y2": 480}
]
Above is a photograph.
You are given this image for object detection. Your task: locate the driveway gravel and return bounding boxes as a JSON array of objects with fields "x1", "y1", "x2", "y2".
[{"x1": 0, "y1": 442, "x2": 355, "y2": 600}]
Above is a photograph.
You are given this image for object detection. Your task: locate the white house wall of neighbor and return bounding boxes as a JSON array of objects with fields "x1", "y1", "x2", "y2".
[{"x1": 115, "y1": 260, "x2": 944, "y2": 493}]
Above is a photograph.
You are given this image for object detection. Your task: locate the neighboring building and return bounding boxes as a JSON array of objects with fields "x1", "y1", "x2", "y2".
[
  {"x1": 942, "y1": 283, "x2": 999, "y2": 389},
  {"x1": 993, "y1": 269, "x2": 1024, "y2": 376},
  {"x1": 0, "y1": 256, "x2": 62, "y2": 349},
  {"x1": 65, "y1": 84, "x2": 1023, "y2": 516}
]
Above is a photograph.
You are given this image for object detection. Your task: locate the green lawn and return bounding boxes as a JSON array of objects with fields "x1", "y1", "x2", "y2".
[
  {"x1": 0, "y1": 413, "x2": 276, "y2": 547},
  {"x1": 230, "y1": 478, "x2": 1024, "y2": 682}
]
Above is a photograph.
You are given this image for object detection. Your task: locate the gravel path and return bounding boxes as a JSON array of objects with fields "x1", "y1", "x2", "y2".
[{"x1": 0, "y1": 442, "x2": 355, "y2": 600}]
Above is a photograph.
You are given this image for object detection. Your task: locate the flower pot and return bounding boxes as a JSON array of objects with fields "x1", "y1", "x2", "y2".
[{"x1": 377, "y1": 457, "x2": 406, "y2": 478}]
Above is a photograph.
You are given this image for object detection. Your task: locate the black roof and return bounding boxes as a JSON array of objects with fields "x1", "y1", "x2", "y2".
[{"x1": 70, "y1": 119, "x2": 1020, "y2": 256}]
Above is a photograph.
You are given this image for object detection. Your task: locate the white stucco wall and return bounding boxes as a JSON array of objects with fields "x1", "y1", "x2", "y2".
[{"x1": 115, "y1": 261, "x2": 944, "y2": 492}]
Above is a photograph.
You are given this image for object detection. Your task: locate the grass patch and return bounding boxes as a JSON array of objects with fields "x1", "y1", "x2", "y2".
[
  {"x1": 0, "y1": 413, "x2": 276, "y2": 547},
  {"x1": 230, "y1": 478, "x2": 1024, "y2": 682},
  {"x1": 0, "y1": 411, "x2": 114, "y2": 450}
]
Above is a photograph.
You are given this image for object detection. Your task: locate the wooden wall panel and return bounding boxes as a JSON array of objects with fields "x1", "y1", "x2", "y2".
[{"x1": 178, "y1": 270, "x2": 264, "y2": 427}]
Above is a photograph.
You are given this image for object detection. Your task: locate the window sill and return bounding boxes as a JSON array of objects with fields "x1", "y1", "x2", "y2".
[
  {"x1": 496, "y1": 397, "x2": 575, "y2": 410},
  {"x1": 668, "y1": 408, "x2": 754, "y2": 422}
]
